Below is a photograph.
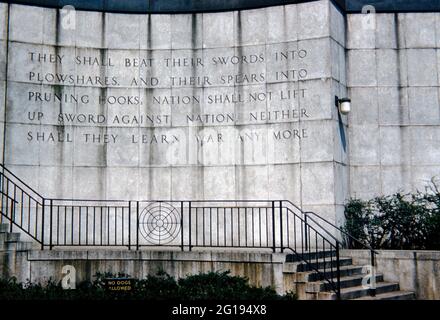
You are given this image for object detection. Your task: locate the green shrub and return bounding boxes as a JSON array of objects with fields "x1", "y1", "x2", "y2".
[
  {"x1": 0, "y1": 271, "x2": 297, "y2": 300},
  {"x1": 175, "y1": 271, "x2": 283, "y2": 300},
  {"x1": 343, "y1": 178, "x2": 440, "y2": 250}
]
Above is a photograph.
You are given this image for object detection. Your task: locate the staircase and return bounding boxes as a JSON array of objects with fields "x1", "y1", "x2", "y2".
[
  {"x1": 0, "y1": 221, "x2": 417, "y2": 299},
  {"x1": 284, "y1": 251, "x2": 415, "y2": 300},
  {"x1": 1, "y1": 222, "x2": 36, "y2": 279},
  {"x1": 0, "y1": 223, "x2": 34, "y2": 252},
  {"x1": 0, "y1": 164, "x2": 418, "y2": 299},
  {"x1": 0, "y1": 223, "x2": 34, "y2": 256}
]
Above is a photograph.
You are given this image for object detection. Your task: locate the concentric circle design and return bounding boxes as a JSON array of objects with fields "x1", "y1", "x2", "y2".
[{"x1": 139, "y1": 202, "x2": 181, "y2": 245}]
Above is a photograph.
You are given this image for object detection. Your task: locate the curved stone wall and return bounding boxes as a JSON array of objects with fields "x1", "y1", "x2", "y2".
[
  {"x1": 0, "y1": 1, "x2": 348, "y2": 224},
  {"x1": 2, "y1": 0, "x2": 440, "y2": 236},
  {"x1": 2, "y1": 0, "x2": 439, "y2": 14}
]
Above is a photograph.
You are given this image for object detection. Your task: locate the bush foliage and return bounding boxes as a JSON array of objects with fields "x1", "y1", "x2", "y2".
[
  {"x1": 0, "y1": 270, "x2": 296, "y2": 300},
  {"x1": 343, "y1": 178, "x2": 440, "y2": 250}
]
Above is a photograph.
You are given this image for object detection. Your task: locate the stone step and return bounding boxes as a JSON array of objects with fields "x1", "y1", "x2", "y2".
[
  {"x1": 0, "y1": 224, "x2": 9, "y2": 233},
  {"x1": 318, "y1": 282, "x2": 401, "y2": 300},
  {"x1": 283, "y1": 257, "x2": 353, "y2": 273},
  {"x1": 354, "y1": 291, "x2": 415, "y2": 300},
  {"x1": 306, "y1": 273, "x2": 384, "y2": 292},
  {"x1": 305, "y1": 265, "x2": 365, "y2": 282},
  {"x1": 13, "y1": 241, "x2": 34, "y2": 251},
  {"x1": 286, "y1": 250, "x2": 336, "y2": 263},
  {"x1": 0, "y1": 233, "x2": 6, "y2": 250},
  {"x1": 5, "y1": 232, "x2": 21, "y2": 243},
  {"x1": 295, "y1": 257, "x2": 353, "y2": 272},
  {"x1": 1, "y1": 236, "x2": 34, "y2": 251}
]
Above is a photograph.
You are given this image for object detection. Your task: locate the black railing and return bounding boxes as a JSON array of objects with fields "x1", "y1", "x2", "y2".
[
  {"x1": 301, "y1": 210, "x2": 378, "y2": 297},
  {"x1": 0, "y1": 164, "x2": 363, "y2": 299},
  {"x1": 0, "y1": 165, "x2": 44, "y2": 245},
  {"x1": 282, "y1": 202, "x2": 342, "y2": 298}
]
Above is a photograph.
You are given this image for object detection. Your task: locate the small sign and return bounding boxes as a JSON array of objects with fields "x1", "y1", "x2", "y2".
[{"x1": 103, "y1": 278, "x2": 134, "y2": 292}]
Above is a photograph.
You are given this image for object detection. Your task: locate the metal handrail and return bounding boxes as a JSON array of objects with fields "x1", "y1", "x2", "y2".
[
  {"x1": 0, "y1": 164, "x2": 44, "y2": 200},
  {"x1": 284, "y1": 206, "x2": 341, "y2": 298},
  {"x1": 303, "y1": 214, "x2": 340, "y2": 243},
  {"x1": 1, "y1": 164, "x2": 383, "y2": 299},
  {"x1": 0, "y1": 190, "x2": 18, "y2": 204},
  {"x1": 282, "y1": 200, "x2": 377, "y2": 251},
  {"x1": 303, "y1": 210, "x2": 379, "y2": 254},
  {"x1": 283, "y1": 200, "x2": 378, "y2": 297},
  {"x1": 294, "y1": 207, "x2": 377, "y2": 297}
]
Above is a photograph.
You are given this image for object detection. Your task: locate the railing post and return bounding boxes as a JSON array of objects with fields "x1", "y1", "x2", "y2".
[
  {"x1": 49, "y1": 199, "x2": 53, "y2": 250},
  {"x1": 12, "y1": 185, "x2": 17, "y2": 233},
  {"x1": 0, "y1": 172, "x2": 3, "y2": 225},
  {"x1": 188, "y1": 201, "x2": 192, "y2": 251},
  {"x1": 6, "y1": 194, "x2": 14, "y2": 233},
  {"x1": 5, "y1": 178, "x2": 10, "y2": 232},
  {"x1": 128, "y1": 201, "x2": 131, "y2": 250},
  {"x1": 41, "y1": 198, "x2": 45, "y2": 250},
  {"x1": 272, "y1": 201, "x2": 276, "y2": 253},
  {"x1": 279, "y1": 201, "x2": 283, "y2": 253},
  {"x1": 369, "y1": 249, "x2": 377, "y2": 297},
  {"x1": 335, "y1": 242, "x2": 341, "y2": 300},
  {"x1": 304, "y1": 212, "x2": 308, "y2": 251},
  {"x1": 180, "y1": 201, "x2": 184, "y2": 252},
  {"x1": 136, "y1": 201, "x2": 139, "y2": 251},
  {"x1": 9, "y1": 198, "x2": 14, "y2": 233}
]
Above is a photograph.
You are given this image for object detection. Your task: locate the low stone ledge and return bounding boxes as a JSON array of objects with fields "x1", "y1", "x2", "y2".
[
  {"x1": 342, "y1": 249, "x2": 440, "y2": 261},
  {"x1": 341, "y1": 249, "x2": 440, "y2": 299},
  {"x1": 27, "y1": 249, "x2": 286, "y2": 264}
]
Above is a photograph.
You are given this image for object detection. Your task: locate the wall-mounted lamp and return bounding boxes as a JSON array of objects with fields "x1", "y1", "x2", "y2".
[{"x1": 335, "y1": 96, "x2": 351, "y2": 115}]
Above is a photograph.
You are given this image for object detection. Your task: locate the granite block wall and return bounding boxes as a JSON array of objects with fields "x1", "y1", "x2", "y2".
[
  {"x1": 1, "y1": 0, "x2": 439, "y2": 229},
  {"x1": 0, "y1": 1, "x2": 348, "y2": 227},
  {"x1": 347, "y1": 12, "x2": 440, "y2": 199}
]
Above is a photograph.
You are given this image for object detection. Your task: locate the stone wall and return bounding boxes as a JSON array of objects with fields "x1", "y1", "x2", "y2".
[
  {"x1": 347, "y1": 12, "x2": 440, "y2": 199},
  {"x1": 343, "y1": 249, "x2": 440, "y2": 300},
  {"x1": 0, "y1": 4, "x2": 7, "y2": 164},
  {"x1": 1, "y1": 1, "x2": 440, "y2": 225},
  {"x1": 0, "y1": 1, "x2": 348, "y2": 226},
  {"x1": 0, "y1": 248, "x2": 291, "y2": 294}
]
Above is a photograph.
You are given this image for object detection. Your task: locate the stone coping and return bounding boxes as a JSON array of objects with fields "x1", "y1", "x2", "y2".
[
  {"x1": 342, "y1": 249, "x2": 440, "y2": 261},
  {"x1": 27, "y1": 248, "x2": 287, "y2": 263},
  {"x1": 1, "y1": 0, "x2": 438, "y2": 14},
  {"x1": 0, "y1": 0, "x2": 339, "y2": 14}
]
